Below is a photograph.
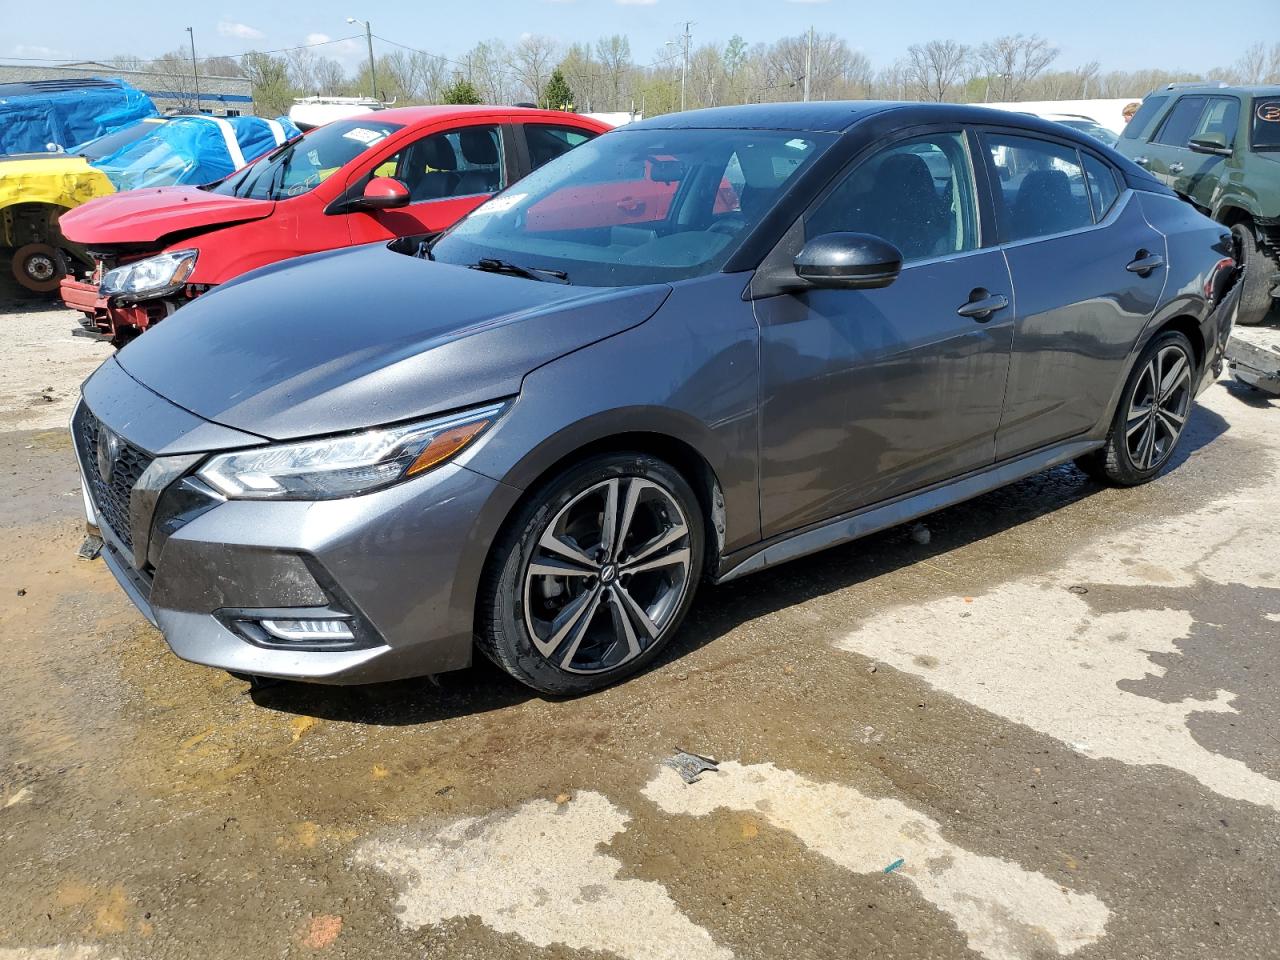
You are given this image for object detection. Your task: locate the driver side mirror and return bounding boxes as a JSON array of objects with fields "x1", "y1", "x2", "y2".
[
  {"x1": 1188, "y1": 132, "x2": 1232, "y2": 156},
  {"x1": 794, "y1": 233, "x2": 903, "y2": 290},
  {"x1": 360, "y1": 176, "x2": 411, "y2": 210}
]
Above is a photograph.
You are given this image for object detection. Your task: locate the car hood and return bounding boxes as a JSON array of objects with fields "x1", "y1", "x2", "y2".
[
  {"x1": 59, "y1": 185, "x2": 275, "y2": 246},
  {"x1": 115, "y1": 243, "x2": 672, "y2": 440}
]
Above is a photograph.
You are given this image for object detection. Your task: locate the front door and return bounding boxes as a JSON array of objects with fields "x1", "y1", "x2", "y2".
[
  {"x1": 755, "y1": 130, "x2": 1014, "y2": 538},
  {"x1": 978, "y1": 131, "x2": 1167, "y2": 457},
  {"x1": 345, "y1": 123, "x2": 508, "y2": 245}
]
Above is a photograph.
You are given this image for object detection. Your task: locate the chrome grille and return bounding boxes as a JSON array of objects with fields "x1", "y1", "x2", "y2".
[{"x1": 75, "y1": 403, "x2": 153, "y2": 552}]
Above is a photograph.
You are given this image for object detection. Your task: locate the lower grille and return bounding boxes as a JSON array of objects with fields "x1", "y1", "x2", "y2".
[{"x1": 74, "y1": 403, "x2": 153, "y2": 552}]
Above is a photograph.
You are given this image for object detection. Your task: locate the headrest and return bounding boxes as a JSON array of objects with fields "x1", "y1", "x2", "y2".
[{"x1": 459, "y1": 128, "x2": 498, "y2": 165}]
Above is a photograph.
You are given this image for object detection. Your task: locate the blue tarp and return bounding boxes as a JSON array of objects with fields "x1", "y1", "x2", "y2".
[
  {"x1": 0, "y1": 78, "x2": 157, "y2": 154},
  {"x1": 91, "y1": 115, "x2": 302, "y2": 191}
]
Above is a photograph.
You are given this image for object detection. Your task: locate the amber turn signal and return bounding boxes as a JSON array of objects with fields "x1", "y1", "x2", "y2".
[{"x1": 406, "y1": 420, "x2": 492, "y2": 476}]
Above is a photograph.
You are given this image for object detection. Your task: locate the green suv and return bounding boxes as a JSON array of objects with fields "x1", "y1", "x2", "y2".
[{"x1": 1117, "y1": 83, "x2": 1280, "y2": 325}]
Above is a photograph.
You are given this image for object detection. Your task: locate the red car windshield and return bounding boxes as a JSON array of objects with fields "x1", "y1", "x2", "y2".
[{"x1": 211, "y1": 117, "x2": 404, "y2": 200}]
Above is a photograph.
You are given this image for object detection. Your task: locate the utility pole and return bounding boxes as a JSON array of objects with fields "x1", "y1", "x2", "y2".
[
  {"x1": 803, "y1": 25, "x2": 813, "y2": 102},
  {"x1": 185, "y1": 27, "x2": 201, "y2": 113},
  {"x1": 679, "y1": 20, "x2": 692, "y2": 112},
  {"x1": 347, "y1": 17, "x2": 378, "y2": 102}
]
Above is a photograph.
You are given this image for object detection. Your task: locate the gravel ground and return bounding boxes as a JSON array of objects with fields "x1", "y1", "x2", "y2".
[{"x1": 1, "y1": 294, "x2": 1278, "y2": 960}]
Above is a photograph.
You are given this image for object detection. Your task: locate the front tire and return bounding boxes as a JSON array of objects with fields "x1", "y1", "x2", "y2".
[
  {"x1": 11, "y1": 242, "x2": 66, "y2": 293},
  {"x1": 1076, "y1": 329, "x2": 1196, "y2": 486},
  {"x1": 1231, "y1": 222, "x2": 1276, "y2": 326},
  {"x1": 476, "y1": 453, "x2": 704, "y2": 695}
]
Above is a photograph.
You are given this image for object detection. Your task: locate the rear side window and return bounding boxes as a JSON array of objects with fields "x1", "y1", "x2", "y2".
[
  {"x1": 984, "y1": 134, "x2": 1093, "y2": 242},
  {"x1": 1152, "y1": 96, "x2": 1207, "y2": 146},
  {"x1": 1082, "y1": 154, "x2": 1121, "y2": 220},
  {"x1": 525, "y1": 124, "x2": 598, "y2": 171},
  {"x1": 1252, "y1": 98, "x2": 1280, "y2": 151},
  {"x1": 1122, "y1": 96, "x2": 1168, "y2": 139}
]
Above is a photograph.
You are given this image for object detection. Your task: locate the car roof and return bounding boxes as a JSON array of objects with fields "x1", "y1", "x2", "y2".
[
  {"x1": 1157, "y1": 83, "x2": 1280, "y2": 96},
  {"x1": 625, "y1": 101, "x2": 1113, "y2": 140},
  {"x1": 352, "y1": 104, "x2": 608, "y2": 127}
]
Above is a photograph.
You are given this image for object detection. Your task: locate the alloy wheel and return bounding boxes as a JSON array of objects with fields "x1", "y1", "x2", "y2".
[
  {"x1": 1125, "y1": 343, "x2": 1192, "y2": 471},
  {"x1": 523, "y1": 476, "x2": 693, "y2": 675}
]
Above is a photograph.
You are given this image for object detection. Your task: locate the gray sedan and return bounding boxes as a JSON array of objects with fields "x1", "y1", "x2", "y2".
[{"x1": 74, "y1": 102, "x2": 1240, "y2": 695}]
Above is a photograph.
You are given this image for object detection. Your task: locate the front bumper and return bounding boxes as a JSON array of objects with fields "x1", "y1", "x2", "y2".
[{"x1": 75, "y1": 361, "x2": 518, "y2": 684}]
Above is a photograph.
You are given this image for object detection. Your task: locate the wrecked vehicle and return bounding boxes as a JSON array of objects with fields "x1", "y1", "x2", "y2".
[
  {"x1": 2, "y1": 113, "x2": 296, "y2": 294},
  {"x1": 1226, "y1": 325, "x2": 1280, "y2": 395},
  {"x1": 74, "y1": 103, "x2": 1240, "y2": 695},
  {"x1": 58, "y1": 105, "x2": 610, "y2": 344}
]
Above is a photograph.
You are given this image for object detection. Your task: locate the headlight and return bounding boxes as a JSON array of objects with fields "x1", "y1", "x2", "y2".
[
  {"x1": 196, "y1": 403, "x2": 505, "y2": 500},
  {"x1": 101, "y1": 249, "x2": 198, "y2": 298}
]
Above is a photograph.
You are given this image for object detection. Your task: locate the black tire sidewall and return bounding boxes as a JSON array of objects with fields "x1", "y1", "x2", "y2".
[
  {"x1": 1106, "y1": 329, "x2": 1197, "y2": 484},
  {"x1": 479, "y1": 453, "x2": 705, "y2": 695},
  {"x1": 1231, "y1": 222, "x2": 1275, "y2": 326}
]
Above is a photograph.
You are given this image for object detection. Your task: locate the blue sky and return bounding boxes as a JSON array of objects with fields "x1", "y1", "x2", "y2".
[{"x1": 2, "y1": 0, "x2": 1271, "y2": 74}]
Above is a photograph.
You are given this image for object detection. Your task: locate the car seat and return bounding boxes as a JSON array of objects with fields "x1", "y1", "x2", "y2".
[{"x1": 456, "y1": 129, "x2": 501, "y2": 195}]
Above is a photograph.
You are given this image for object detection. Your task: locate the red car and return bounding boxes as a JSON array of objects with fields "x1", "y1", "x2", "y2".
[{"x1": 60, "y1": 105, "x2": 609, "y2": 343}]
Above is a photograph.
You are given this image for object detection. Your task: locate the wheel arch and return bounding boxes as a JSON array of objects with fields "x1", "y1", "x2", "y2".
[{"x1": 0, "y1": 199, "x2": 71, "y2": 249}]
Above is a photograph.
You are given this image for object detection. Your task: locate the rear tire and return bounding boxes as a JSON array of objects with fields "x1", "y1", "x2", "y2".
[
  {"x1": 1231, "y1": 222, "x2": 1276, "y2": 326},
  {"x1": 476, "y1": 453, "x2": 704, "y2": 696},
  {"x1": 1076, "y1": 329, "x2": 1197, "y2": 486}
]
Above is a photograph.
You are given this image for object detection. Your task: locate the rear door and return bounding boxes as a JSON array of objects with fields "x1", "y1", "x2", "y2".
[
  {"x1": 754, "y1": 128, "x2": 1015, "y2": 536},
  {"x1": 979, "y1": 130, "x2": 1167, "y2": 458},
  {"x1": 345, "y1": 121, "x2": 511, "y2": 245},
  {"x1": 515, "y1": 121, "x2": 601, "y2": 175}
]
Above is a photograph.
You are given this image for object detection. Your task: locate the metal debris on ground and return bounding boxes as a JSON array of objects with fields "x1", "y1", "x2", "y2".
[
  {"x1": 883, "y1": 858, "x2": 905, "y2": 874},
  {"x1": 662, "y1": 750, "x2": 719, "y2": 784},
  {"x1": 77, "y1": 534, "x2": 103, "y2": 561}
]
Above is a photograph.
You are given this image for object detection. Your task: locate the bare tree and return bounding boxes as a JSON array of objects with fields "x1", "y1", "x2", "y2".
[
  {"x1": 508, "y1": 34, "x2": 558, "y2": 105},
  {"x1": 466, "y1": 40, "x2": 513, "y2": 104},
  {"x1": 975, "y1": 34, "x2": 1059, "y2": 101},
  {"x1": 107, "y1": 53, "x2": 145, "y2": 72},
  {"x1": 904, "y1": 40, "x2": 970, "y2": 102},
  {"x1": 203, "y1": 56, "x2": 242, "y2": 78},
  {"x1": 313, "y1": 58, "x2": 348, "y2": 95},
  {"x1": 150, "y1": 49, "x2": 200, "y2": 111},
  {"x1": 595, "y1": 34, "x2": 632, "y2": 111}
]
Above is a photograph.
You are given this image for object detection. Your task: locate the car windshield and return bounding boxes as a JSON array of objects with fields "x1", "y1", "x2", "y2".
[
  {"x1": 1059, "y1": 119, "x2": 1118, "y2": 147},
  {"x1": 210, "y1": 117, "x2": 403, "y2": 200},
  {"x1": 429, "y1": 127, "x2": 833, "y2": 286},
  {"x1": 73, "y1": 120, "x2": 162, "y2": 160},
  {"x1": 1251, "y1": 97, "x2": 1280, "y2": 151}
]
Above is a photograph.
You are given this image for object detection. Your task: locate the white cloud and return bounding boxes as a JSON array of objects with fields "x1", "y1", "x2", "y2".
[
  {"x1": 216, "y1": 20, "x2": 266, "y2": 41},
  {"x1": 11, "y1": 44, "x2": 71, "y2": 59}
]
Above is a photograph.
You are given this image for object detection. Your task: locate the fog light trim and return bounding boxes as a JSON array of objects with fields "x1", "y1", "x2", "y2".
[{"x1": 259, "y1": 618, "x2": 356, "y2": 642}]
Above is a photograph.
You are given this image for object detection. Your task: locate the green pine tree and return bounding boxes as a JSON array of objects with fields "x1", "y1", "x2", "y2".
[
  {"x1": 441, "y1": 76, "x2": 482, "y2": 105},
  {"x1": 542, "y1": 68, "x2": 575, "y2": 111}
]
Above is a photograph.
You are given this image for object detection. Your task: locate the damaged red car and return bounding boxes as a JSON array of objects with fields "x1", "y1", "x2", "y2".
[{"x1": 60, "y1": 105, "x2": 609, "y2": 344}]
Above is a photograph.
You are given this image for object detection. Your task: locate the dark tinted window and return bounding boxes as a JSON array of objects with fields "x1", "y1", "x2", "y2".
[
  {"x1": 1122, "y1": 96, "x2": 1168, "y2": 139},
  {"x1": 378, "y1": 125, "x2": 504, "y2": 203},
  {"x1": 1196, "y1": 97, "x2": 1241, "y2": 145},
  {"x1": 1152, "y1": 96, "x2": 1207, "y2": 146},
  {"x1": 806, "y1": 132, "x2": 977, "y2": 263},
  {"x1": 526, "y1": 124, "x2": 598, "y2": 171},
  {"x1": 985, "y1": 134, "x2": 1093, "y2": 242},
  {"x1": 1082, "y1": 154, "x2": 1121, "y2": 220},
  {"x1": 1252, "y1": 98, "x2": 1280, "y2": 151},
  {"x1": 73, "y1": 120, "x2": 160, "y2": 159}
]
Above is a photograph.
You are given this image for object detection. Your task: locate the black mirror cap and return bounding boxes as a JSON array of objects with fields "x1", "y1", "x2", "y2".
[
  {"x1": 794, "y1": 232, "x2": 903, "y2": 290},
  {"x1": 1188, "y1": 133, "x2": 1231, "y2": 156}
]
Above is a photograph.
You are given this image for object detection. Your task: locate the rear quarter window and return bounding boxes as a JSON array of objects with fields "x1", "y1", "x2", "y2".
[{"x1": 1252, "y1": 98, "x2": 1280, "y2": 151}]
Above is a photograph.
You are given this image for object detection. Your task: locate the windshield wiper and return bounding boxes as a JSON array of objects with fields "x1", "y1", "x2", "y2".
[{"x1": 470, "y1": 257, "x2": 569, "y2": 284}]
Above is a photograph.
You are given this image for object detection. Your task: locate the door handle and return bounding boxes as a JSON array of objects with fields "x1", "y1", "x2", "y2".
[
  {"x1": 1133, "y1": 156, "x2": 1149, "y2": 167},
  {"x1": 617, "y1": 197, "x2": 644, "y2": 214},
  {"x1": 1126, "y1": 251, "x2": 1165, "y2": 276},
  {"x1": 1169, "y1": 161, "x2": 1185, "y2": 174},
  {"x1": 956, "y1": 290, "x2": 1009, "y2": 321}
]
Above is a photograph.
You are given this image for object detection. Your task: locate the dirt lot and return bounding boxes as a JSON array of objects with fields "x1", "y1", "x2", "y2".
[{"x1": 1, "y1": 295, "x2": 1278, "y2": 960}]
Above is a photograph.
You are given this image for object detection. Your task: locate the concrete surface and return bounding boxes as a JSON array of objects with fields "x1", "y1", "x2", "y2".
[{"x1": 1, "y1": 298, "x2": 1279, "y2": 960}]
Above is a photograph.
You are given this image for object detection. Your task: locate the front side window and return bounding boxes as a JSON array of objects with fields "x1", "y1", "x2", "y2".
[
  {"x1": 1122, "y1": 96, "x2": 1168, "y2": 139},
  {"x1": 985, "y1": 134, "x2": 1093, "y2": 242},
  {"x1": 805, "y1": 132, "x2": 978, "y2": 263},
  {"x1": 211, "y1": 118, "x2": 404, "y2": 200},
  {"x1": 1152, "y1": 96, "x2": 1207, "y2": 146},
  {"x1": 525, "y1": 124, "x2": 597, "y2": 171},
  {"x1": 430, "y1": 127, "x2": 832, "y2": 286},
  {"x1": 1196, "y1": 97, "x2": 1241, "y2": 146},
  {"x1": 1251, "y1": 98, "x2": 1280, "y2": 151},
  {"x1": 374, "y1": 125, "x2": 505, "y2": 203}
]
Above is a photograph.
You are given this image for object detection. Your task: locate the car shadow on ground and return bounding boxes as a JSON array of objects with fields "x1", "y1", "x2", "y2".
[{"x1": 251, "y1": 399, "x2": 1232, "y2": 725}]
